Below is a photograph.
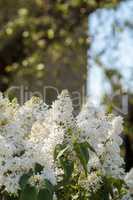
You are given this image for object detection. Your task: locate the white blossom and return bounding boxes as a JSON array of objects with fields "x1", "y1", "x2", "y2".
[
  {"x1": 0, "y1": 90, "x2": 130, "y2": 198},
  {"x1": 125, "y1": 168, "x2": 133, "y2": 194},
  {"x1": 77, "y1": 102, "x2": 124, "y2": 178},
  {"x1": 79, "y1": 172, "x2": 102, "y2": 193}
]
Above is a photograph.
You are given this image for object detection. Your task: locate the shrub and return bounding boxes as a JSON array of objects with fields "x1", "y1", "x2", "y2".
[{"x1": 0, "y1": 90, "x2": 132, "y2": 199}]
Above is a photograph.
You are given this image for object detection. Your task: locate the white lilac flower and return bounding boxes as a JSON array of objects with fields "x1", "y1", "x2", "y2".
[
  {"x1": 79, "y1": 172, "x2": 102, "y2": 193},
  {"x1": 125, "y1": 168, "x2": 133, "y2": 194},
  {"x1": 29, "y1": 173, "x2": 44, "y2": 188},
  {"x1": 53, "y1": 193, "x2": 57, "y2": 200},
  {"x1": 0, "y1": 94, "x2": 62, "y2": 194},
  {"x1": 77, "y1": 102, "x2": 124, "y2": 178},
  {"x1": 0, "y1": 91, "x2": 128, "y2": 196},
  {"x1": 121, "y1": 193, "x2": 133, "y2": 200},
  {"x1": 3, "y1": 173, "x2": 21, "y2": 194},
  {"x1": 51, "y1": 90, "x2": 74, "y2": 127}
]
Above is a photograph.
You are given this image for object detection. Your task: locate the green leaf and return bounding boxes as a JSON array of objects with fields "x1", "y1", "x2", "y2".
[
  {"x1": 60, "y1": 159, "x2": 74, "y2": 182},
  {"x1": 35, "y1": 163, "x2": 44, "y2": 174},
  {"x1": 38, "y1": 180, "x2": 54, "y2": 200},
  {"x1": 107, "y1": 176, "x2": 125, "y2": 195},
  {"x1": 54, "y1": 144, "x2": 63, "y2": 160},
  {"x1": 38, "y1": 189, "x2": 53, "y2": 200},
  {"x1": 19, "y1": 184, "x2": 37, "y2": 200},
  {"x1": 91, "y1": 177, "x2": 112, "y2": 200},
  {"x1": 43, "y1": 179, "x2": 54, "y2": 195},
  {"x1": 54, "y1": 144, "x2": 74, "y2": 183},
  {"x1": 91, "y1": 190, "x2": 109, "y2": 200},
  {"x1": 1, "y1": 194, "x2": 18, "y2": 200},
  {"x1": 86, "y1": 142, "x2": 96, "y2": 154},
  {"x1": 90, "y1": 180, "x2": 110, "y2": 200},
  {"x1": 56, "y1": 146, "x2": 69, "y2": 160},
  {"x1": 74, "y1": 142, "x2": 89, "y2": 176},
  {"x1": 19, "y1": 171, "x2": 33, "y2": 190}
]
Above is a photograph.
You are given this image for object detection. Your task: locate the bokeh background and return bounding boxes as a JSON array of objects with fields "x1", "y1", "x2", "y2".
[{"x1": 0, "y1": 0, "x2": 132, "y2": 170}]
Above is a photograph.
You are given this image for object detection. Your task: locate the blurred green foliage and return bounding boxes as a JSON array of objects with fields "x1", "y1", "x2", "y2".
[{"x1": 0, "y1": 0, "x2": 120, "y2": 103}]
